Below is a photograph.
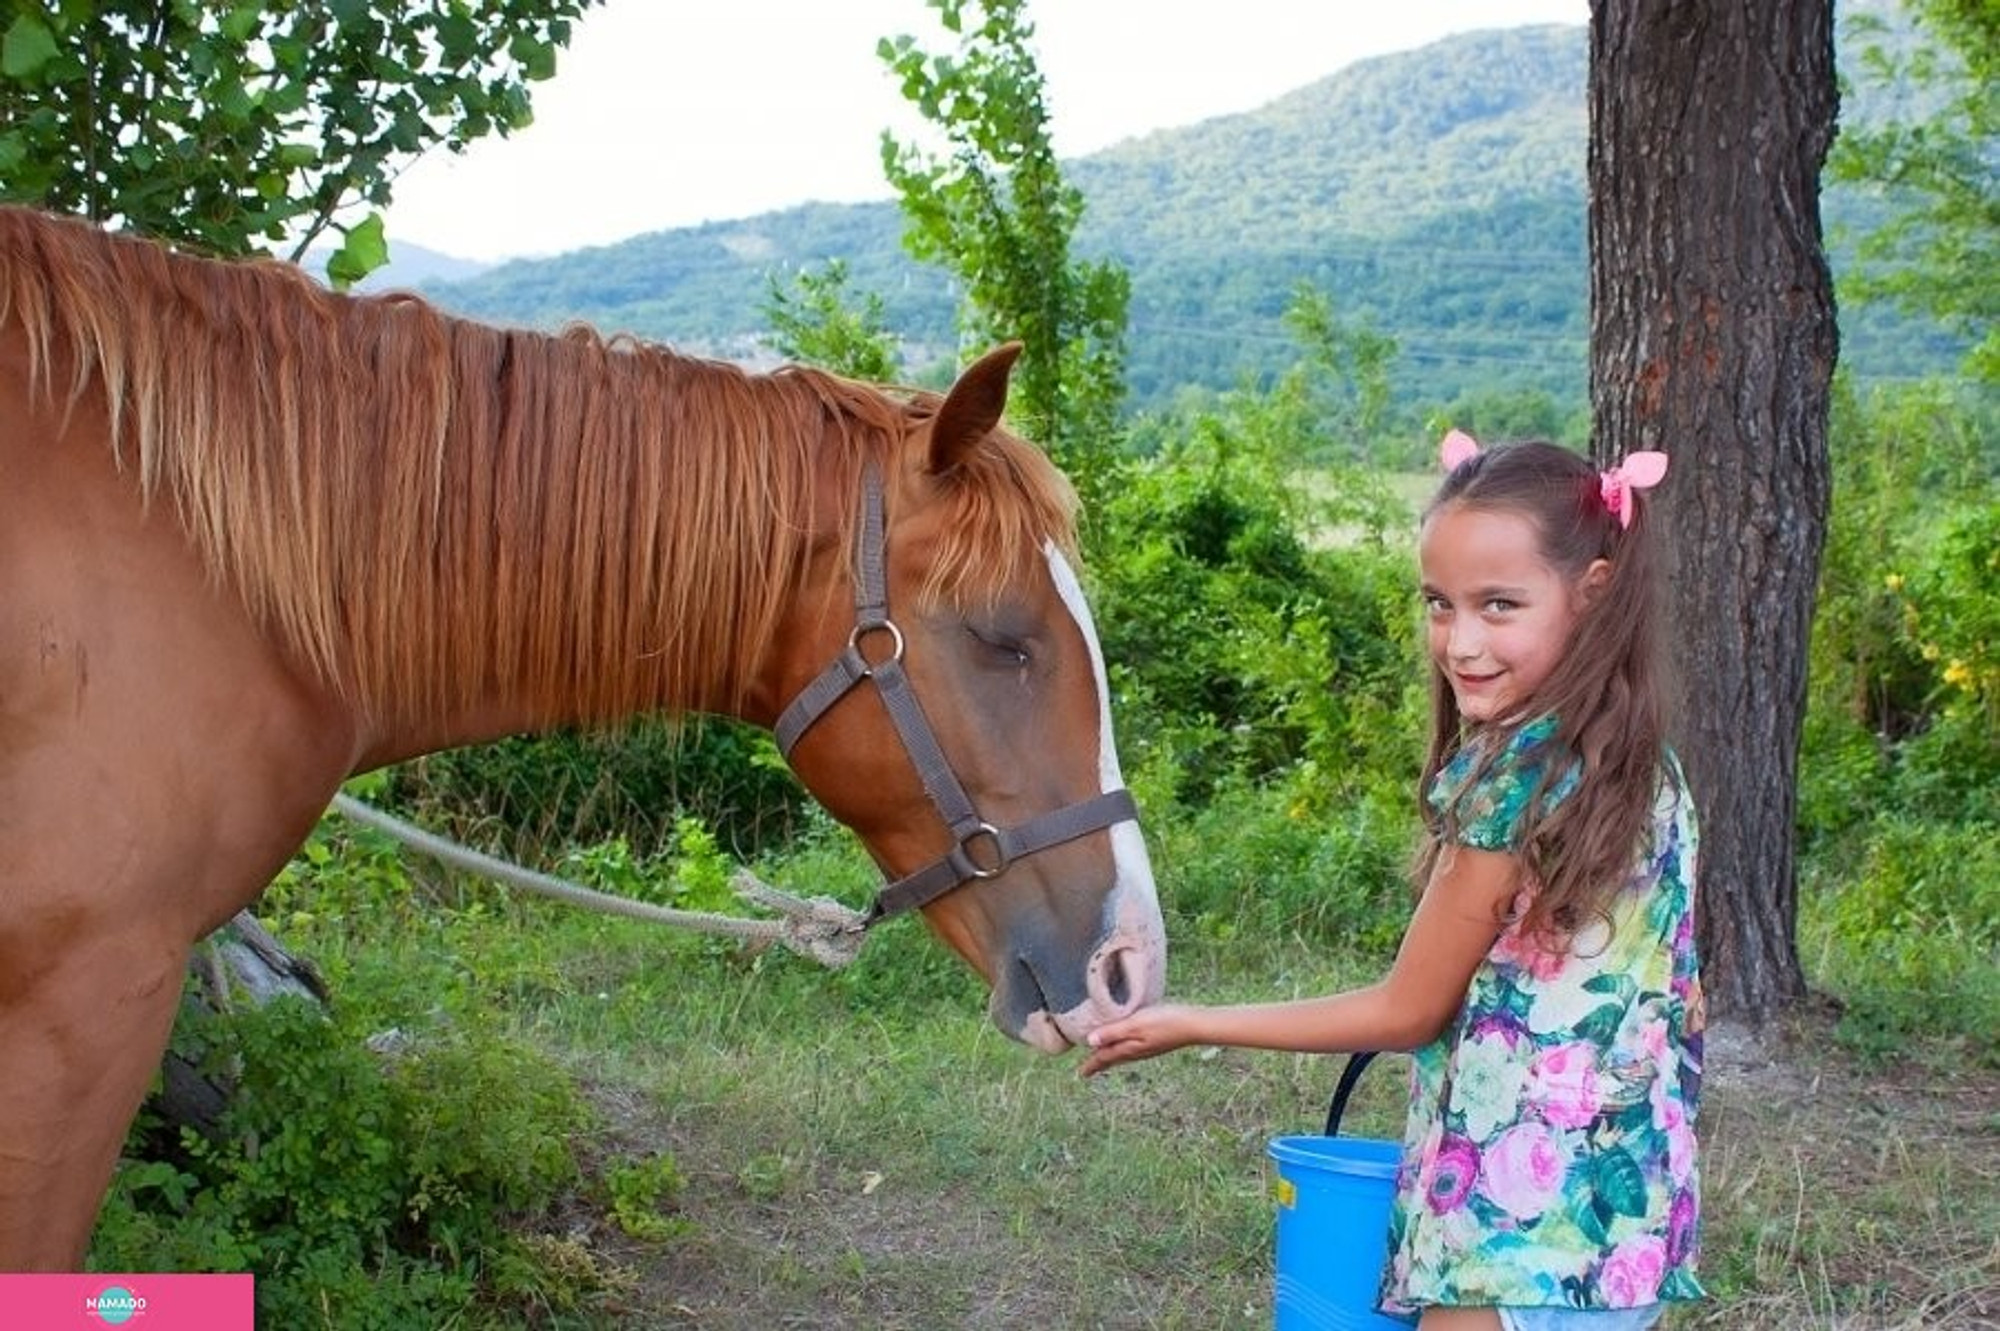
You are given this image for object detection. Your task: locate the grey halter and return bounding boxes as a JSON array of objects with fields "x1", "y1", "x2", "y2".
[{"x1": 772, "y1": 464, "x2": 1139, "y2": 926}]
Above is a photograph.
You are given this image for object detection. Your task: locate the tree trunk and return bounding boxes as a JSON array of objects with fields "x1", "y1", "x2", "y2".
[
  {"x1": 1587, "y1": 1, "x2": 1838, "y2": 1018},
  {"x1": 156, "y1": 912, "x2": 329, "y2": 1140}
]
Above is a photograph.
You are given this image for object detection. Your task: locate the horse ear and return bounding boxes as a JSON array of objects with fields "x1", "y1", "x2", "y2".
[{"x1": 928, "y1": 342, "x2": 1023, "y2": 474}]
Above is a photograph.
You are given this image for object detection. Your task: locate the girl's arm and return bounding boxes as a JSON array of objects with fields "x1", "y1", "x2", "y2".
[{"x1": 1078, "y1": 844, "x2": 1521, "y2": 1077}]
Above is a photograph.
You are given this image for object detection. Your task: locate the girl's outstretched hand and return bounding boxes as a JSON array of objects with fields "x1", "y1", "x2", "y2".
[{"x1": 1079, "y1": 1003, "x2": 1205, "y2": 1077}]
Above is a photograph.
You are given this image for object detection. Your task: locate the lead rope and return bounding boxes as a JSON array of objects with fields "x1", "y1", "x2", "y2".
[{"x1": 329, "y1": 794, "x2": 870, "y2": 969}]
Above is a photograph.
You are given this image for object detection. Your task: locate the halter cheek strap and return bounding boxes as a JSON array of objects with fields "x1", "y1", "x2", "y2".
[{"x1": 773, "y1": 464, "x2": 1139, "y2": 926}]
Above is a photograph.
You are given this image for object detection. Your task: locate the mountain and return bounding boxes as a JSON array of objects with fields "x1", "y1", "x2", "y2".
[
  {"x1": 1067, "y1": 24, "x2": 1589, "y2": 408},
  {"x1": 413, "y1": 11, "x2": 1956, "y2": 421},
  {"x1": 305, "y1": 239, "x2": 496, "y2": 291},
  {"x1": 361, "y1": 240, "x2": 495, "y2": 290}
]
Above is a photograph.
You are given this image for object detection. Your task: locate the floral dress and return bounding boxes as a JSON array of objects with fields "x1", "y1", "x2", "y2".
[{"x1": 1379, "y1": 716, "x2": 1706, "y2": 1316}]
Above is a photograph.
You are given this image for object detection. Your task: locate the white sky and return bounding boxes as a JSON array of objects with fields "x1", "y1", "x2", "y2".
[{"x1": 382, "y1": 0, "x2": 1588, "y2": 262}]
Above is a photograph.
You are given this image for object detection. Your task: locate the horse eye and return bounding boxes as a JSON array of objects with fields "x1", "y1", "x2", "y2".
[{"x1": 966, "y1": 624, "x2": 1031, "y2": 666}]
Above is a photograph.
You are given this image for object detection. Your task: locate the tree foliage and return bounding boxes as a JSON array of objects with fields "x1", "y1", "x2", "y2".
[
  {"x1": 877, "y1": 0, "x2": 1129, "y2": 496},
  {"x1": 0, "y1": 0, "x2": 599, "y2": 279},
  {"x1": 761, "y1": 258, "x2": 904, "y2": 382},
  {"x1": 1830, "y1": 0, "x2": 1997, "y2": 380}
]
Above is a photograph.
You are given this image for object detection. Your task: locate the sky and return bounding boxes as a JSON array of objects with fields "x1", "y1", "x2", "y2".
[{"x1": 381, "y1": 0, "x2": 1588, "y2": 263}]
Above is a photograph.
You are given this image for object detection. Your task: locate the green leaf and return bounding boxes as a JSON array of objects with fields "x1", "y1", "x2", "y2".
[
  {"x1": 1, "y1": 15, "x2": 60, "y2": 79},
  {"x1": 1591, "y1": 1150, "x2": 1651, "y2": 1218},
  {"x1": 1574, "y1": 1193, "x2": 1611, "y2": 1246},
  {"x1": 324, "y1": 212, "x2": 388, "y2": 289},
  {"x1": 1570, "y1": 1001, "x2": 1626, "y2": 1046},
  {"x1": 509, "y1": 33, "x2": 556, "y2": 81},
  {"x1": 220, "y1": 4, "x2": 262, "y2": 43},
  {"x1": 216, "y1": 78, "x2": 256, "y2": 123}
]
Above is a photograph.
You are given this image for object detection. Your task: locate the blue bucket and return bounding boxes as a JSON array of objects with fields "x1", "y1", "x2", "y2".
[
  {"x1": 1267, "y1": 1051, "x2": 1408, "y2": 1330},
  {"x1": 1267, "y1": 1136, "x2": 1404, "y2": 1329}
]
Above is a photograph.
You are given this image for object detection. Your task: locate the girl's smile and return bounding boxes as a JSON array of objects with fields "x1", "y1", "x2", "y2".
[{"x1": 1419, "y1": 504, "x2": 1601, "y2": 724}]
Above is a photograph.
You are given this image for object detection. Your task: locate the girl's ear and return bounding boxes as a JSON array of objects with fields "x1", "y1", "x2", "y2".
[{"x1": 1577, "y1": 558, "x2": 1614, "y2": 610}]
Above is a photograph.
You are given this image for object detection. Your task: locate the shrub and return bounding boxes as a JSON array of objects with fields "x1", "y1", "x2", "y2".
[
  {"x1": 1153, "y1": 775, "x2": 1417, "y2": 957},
  {"x1": 93, "y1": 996, "x2": 599, "y2": 1325},
  {"x1": 384, "y1": 717, "x2": 811, "y2": 863},
  {"x1": 1799, "y1": 377, "x2": 1997, "y2": 1066},
  {"x1": 1804, "y1": 817, "x2": 1999, "y2": 1065},
  {"x1": 1092, "y1": 424, "x2": 1415, "y2": 806}
]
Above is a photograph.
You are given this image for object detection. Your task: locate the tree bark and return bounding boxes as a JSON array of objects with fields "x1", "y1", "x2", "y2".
[
  {"x1": 156, "y1": 912, "x2": 329, "y2": 1140},
  {"x1": 1587, "y1": 1, "x2": 1838, "y2": 1018}
]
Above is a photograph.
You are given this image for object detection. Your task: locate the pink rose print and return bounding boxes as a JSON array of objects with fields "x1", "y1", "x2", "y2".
[
  {"x1": 1426, "y1": 1134, "x2": 1480, "y2": 1214},
  {"x1": 1477, "y1": 1122, "x2": 1568, "y2": 1219},
  {"x1": 1527, "y1": 1041, "x2": 1603, "y2": 1129},
  {"x1": 1490, "y1": 921, "x2": 1566, "y2": 982},
  {"x1": 1597, "y1": 1233, "x2": 1669, "y2": 1305}
]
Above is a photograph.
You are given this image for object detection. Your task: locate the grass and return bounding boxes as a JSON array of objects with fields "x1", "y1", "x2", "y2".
[{"x1": 102, "y1": 816, "x2": 1998, "y2": 1328}]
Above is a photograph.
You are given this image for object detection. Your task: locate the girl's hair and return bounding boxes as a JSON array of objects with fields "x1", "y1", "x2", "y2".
[{"x1": 1414, "y1": 440, "x2": 1671, "y2": 947}]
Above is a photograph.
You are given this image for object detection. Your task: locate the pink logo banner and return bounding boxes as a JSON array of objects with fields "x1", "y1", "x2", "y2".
[{"x1": 0, "y1": 1274, "x2": 253, "y2": 1329}]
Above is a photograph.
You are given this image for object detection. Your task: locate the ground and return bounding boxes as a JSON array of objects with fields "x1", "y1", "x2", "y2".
[{"x1": 553, "y1": 1007, "x2": 1999, "y2": 1330}]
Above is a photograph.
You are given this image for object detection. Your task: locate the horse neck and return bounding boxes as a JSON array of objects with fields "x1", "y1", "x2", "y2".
[{"x1": 340, "y1": 338, "x2": 854, "y2": 756}]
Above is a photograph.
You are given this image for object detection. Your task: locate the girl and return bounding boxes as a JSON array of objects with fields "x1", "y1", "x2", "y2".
[{"x1": 1081, "y1": 435, "x2": 1705, "y2": 1331}]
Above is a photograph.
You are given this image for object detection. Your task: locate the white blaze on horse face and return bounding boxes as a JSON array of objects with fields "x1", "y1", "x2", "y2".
[{"x1": 1043, "y1": 544, "x2": 1166, "y2": 955}]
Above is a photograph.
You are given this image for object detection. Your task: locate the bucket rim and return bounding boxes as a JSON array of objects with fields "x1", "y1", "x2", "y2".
[{"x1": 1267, "y1": 1134, "x2": 1403, "y2": 1180}]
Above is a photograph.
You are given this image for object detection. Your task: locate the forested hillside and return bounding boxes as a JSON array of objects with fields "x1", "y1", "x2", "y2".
[{"x1": 417, "y1": 15, "x2": 1954, "y2": 421}]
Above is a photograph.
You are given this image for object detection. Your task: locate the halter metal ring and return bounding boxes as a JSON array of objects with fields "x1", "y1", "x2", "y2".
[
  {"x1": 848, "y1": 618, "x2": 905, "y2": 670},
  {"x1": 958, "y1": 822, "x2": 1009, "y2": 880}
]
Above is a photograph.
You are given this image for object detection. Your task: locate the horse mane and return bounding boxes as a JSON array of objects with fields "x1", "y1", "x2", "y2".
[{"x1": 0, "y1": 205, "x2": 1077, "y2": 726}]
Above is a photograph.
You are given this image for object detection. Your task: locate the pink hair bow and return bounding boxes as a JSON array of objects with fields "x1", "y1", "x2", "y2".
[
  {"x1": 1599, "y1": 452, "x2": 1669, "y2": 528},
  {"x1": 1440, "y1": 428, "x2": 1481, "y2": 471}
]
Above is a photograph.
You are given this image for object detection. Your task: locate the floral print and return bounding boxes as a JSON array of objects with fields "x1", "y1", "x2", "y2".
[{"x1": 1380, "y1": 717, "x2": 1706, "y2": 1315}]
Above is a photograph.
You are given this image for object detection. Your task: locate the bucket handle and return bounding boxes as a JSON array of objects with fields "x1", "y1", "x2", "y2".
[{"x1": 1323, "y1": 1050, "x2": 1380, "y2": 1137}]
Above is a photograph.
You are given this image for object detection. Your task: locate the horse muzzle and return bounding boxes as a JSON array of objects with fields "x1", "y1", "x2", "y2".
[{"x1": 994, "y1": 886, "x2": 1169, "y2": 1053}]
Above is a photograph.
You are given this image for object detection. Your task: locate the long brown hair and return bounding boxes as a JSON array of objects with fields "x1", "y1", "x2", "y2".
[{"x1": 1414, "y1": 440, "x2": 1672, "y2": 946}]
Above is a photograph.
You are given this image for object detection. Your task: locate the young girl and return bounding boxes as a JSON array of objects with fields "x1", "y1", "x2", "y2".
[{"x1": 1082, "y1": 435, "x2": 1706, "y2": 1331}]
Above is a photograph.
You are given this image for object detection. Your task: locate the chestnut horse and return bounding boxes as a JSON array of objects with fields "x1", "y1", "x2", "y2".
[{"x1": 0, "y1": 205, "x2": 1166, "y2": 1269}]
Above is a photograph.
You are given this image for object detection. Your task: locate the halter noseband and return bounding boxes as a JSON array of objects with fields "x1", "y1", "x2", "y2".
[{"x1": 772, "y1": 465, "x2": 1139, "y2": 928}]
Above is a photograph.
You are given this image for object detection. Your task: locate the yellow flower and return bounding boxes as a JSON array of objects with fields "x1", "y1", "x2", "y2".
[
  {"x1": 1943, "y1": 660, "x2": 1972, "y2": 688},
  {"x1": 1883, "y1": 572, "x2": 1905, "y2": 592},
  {"x1": 1921, "y1": 642, "x2": 1942, "y2": 661}
]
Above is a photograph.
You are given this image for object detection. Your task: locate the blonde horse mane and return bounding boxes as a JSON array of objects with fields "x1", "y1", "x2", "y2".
[{"x1": 0, "y1": 206, "x2": 1078, "y2": 725}]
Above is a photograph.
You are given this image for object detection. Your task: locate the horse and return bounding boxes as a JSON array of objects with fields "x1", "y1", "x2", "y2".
[{"x1": 0, "y1": 204, "x2": 1167, "y2": 1270}]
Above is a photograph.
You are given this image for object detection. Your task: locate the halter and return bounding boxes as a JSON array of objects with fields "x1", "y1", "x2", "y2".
[{"x1": 773, "y1": 464, "x2": 1139, "y2": 927}]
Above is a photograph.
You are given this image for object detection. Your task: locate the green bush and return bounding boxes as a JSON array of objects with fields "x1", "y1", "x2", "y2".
[
  {"x1": 1152, "y1": 775, "x2": 1417, "y2": 957},
  {"x1": 1093, "y1": 430, "x2": 1415, "y2": 805},
  {"x1": 1825, "y1": 817, "x2": 2000, "y2": 952},
  {"x1": 1799, "y1": 377, "x2": 1997, "y2": 1064},
  {"x1": 93, "y1": 997, "x2": 599, "y2": 1326},
  {"x1": 1804, "y1": 816, "x2": 2000, "y2": 1066},
  {"x1": 1891, "y1": 500, "x2": 2000, "y2": 728},
  {"x1": 384, "y1": 717, "x2": 811, "y2": 863},
  {"x1": 1807, "y1": 379, "x2": 1993, "y2": 749}
]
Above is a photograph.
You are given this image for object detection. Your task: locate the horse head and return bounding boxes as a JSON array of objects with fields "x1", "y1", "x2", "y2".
[{"x1": 765, "y1": 345, "x2": 1167, "y2": 1052}]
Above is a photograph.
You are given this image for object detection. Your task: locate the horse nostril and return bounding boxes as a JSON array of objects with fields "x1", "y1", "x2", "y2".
[
  {"x1": 1103, "y1": 947, "x2": 1131, "y2": 1008},
  {"x1": 1090, "y1": 942, "x2": 1143, "y2": 1017}
]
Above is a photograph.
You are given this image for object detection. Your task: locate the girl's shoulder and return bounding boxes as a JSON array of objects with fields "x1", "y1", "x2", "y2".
[{"x1": 1429, "y1": 715, "x2": 1577, "y2": 851}]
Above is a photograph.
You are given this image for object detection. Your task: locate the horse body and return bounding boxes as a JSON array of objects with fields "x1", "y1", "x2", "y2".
[
  {"x1": 0, "y1": 206, "x2": 1165, "y2": 1268},
  {"x1": 0, "y1": 329, "x2": 359, "y2": 1266}
]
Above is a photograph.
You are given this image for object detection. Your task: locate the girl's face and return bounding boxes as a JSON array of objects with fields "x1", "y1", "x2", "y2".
[{"x1": 1419, "y1": 503, "x2": 1603, "y2": 724}]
